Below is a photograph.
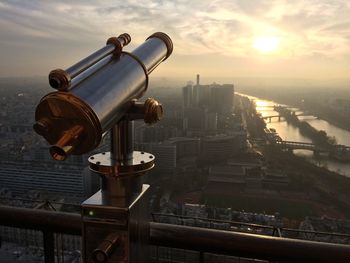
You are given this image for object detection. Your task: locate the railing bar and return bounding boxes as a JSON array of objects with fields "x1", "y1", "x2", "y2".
[
  {"x1": 152, "y1": 213, "x2": 275, "y2": 230},
  {"x1": 0, "y1": 205, "x2": 81, "y2": 235},
  {"x1": 152, "y1": 212, "x2": 350, "y2": 238},
  {"x1": 150, "y1": 222, "x2": 350, "y2": 263},
  {"x1": 1, "y1": 206, "x2": 350, "y2": 262}
]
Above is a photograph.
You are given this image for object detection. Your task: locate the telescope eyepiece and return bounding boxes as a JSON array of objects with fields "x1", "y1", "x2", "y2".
[
  {"x1": 50, "y1": 145, "x2": 70, "y2": 161},
  {"x1": 49, "y1": 78, "x2": 60, "y2": 89},
  {"x1": 48, "y1": 69, "x2": 71, "y2": 91}
]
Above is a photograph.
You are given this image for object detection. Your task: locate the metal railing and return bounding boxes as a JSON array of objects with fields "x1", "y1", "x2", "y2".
[
  {"x1": 152, "y1": 213, "x2": 350, "y2": 241},
  {"x1": 0, "y1": 205, "x2": 350, "y2": 262}
]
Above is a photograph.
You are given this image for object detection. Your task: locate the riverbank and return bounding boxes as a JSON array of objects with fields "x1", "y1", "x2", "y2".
[
  {"x1": 274, "y1": 106, "x2": 336, "y2": 147},
  {"x1": 240, "y1": 91, "x2": 350, "y2": 133},
  {"x1": 236, "y1": 94, "x2": 350, "y2": 218}
]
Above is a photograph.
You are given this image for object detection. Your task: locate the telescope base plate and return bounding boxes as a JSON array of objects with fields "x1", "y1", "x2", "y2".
[{"x1": 89, "y1": 151, "x2": 154, "y2": 176}]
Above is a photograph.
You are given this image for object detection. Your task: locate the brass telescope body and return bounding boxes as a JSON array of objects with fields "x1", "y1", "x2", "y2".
[{"x1": 34, "y1": 32, "x2": 172, "y2": 161}]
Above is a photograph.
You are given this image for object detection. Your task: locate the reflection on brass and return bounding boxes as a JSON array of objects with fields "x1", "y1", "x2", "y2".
[
  {"x1": 144, "y1": 98, "x2": 163, "y2": 124},
  {"x1": 49, "y1": 125, "x2": 84, "y2": 161},
  {"x1": 34, "y1": 92, "x2": 102, "y2": 156},
  {"x1": 92, "y1": 233, "x2": 120, "y2": 263}
]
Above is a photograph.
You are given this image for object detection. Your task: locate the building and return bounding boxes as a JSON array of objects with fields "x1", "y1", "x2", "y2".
[
  {"x1": 0, "y1": 161, "x2": 89, "y2": 197},
  {"x1": 210, "y1": 84, "x2": 234, "y2": 114},
  {"x1": 182, "y1": 85, "x2": 193, "y2": 108},
  {"x1": 135, "y1": 125, "x2": 180, "y2": 143},
  {"x1": 183, "y1": 106, "x2": 206, "y2": 131},
  {"x1": 205, "y1": 111, "x2": 218, "y2": 131},
  {"x1": 135, "y1": 142, "x2": 177, "y2": 181},
  {"x1": 206, "y1": 165, "x2": 246, "y2": 193},
  {"x1": 200, "y1": 134, "x2": 245, "y2": 161},
  {"x1": 262, "y1": 169, "x2": 290, "y2": 189},
  {"x1": 165, "y1": 137, "x2": 200, "y2": 160}
]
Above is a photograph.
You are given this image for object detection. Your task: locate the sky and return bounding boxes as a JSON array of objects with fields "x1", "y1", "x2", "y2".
[{"x1": 0, "y1": 0, "x2": 349, "y2": 84}]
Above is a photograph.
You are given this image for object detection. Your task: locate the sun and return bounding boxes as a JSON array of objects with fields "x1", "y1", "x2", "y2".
[{"x1": 253, "y1": 36, "x2": 279, "y2": 54}]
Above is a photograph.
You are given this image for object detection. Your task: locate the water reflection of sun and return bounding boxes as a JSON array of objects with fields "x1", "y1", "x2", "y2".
[{"x1": 255, "y1": 101, "x2": 269, "y2": 107}]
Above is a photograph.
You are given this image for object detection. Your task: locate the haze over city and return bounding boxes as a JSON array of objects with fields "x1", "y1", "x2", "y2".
[{"x1": 0, "y1": 0, "x2": 349, "y2": 85}]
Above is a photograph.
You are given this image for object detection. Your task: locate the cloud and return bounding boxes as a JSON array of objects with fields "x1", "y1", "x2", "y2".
[{"x1": 0, "y1": 0, "x2": 349, "y2": 77}]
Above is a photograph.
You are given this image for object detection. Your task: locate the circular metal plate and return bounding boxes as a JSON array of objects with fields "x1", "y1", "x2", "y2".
[{"x1": 89, "y1": 151, "x2": 155, "y2": 176}]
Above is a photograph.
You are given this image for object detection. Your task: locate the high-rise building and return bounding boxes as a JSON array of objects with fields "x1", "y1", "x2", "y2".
[
  {"x1": 205, "y1": 112, "x2": 218, "y2": 131},
  {"x1": 183, "y1": 106, "x2": 206, "y2": 131},
  {"x1": 210, "y1": 84, "x2": 234, "y2": 114},
  {"x1": 182, "y1": 85, "x2": 193, "y2": 108}
]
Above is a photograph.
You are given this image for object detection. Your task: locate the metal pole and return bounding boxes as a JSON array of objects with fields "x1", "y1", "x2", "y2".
[
  {"x1": 0, "y1": 205, "x2": 81, "y2": 235},
  {"x1": 111, "y1": 120, "x2": 134, "y2": 162}
]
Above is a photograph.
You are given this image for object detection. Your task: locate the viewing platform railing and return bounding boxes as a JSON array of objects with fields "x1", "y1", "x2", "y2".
[{"x1": 0, "y1": 205, "x2": 349, "y2": 263}]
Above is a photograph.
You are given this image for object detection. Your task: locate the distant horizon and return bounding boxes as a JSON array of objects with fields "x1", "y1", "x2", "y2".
[{"x1": 0, "y1": 75, "x2": 349, "y2": 89}]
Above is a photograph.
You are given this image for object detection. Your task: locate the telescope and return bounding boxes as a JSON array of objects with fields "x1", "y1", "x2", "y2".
[
  {"x1": 33, "y1": 32, "x2": 173, "y2": 263},
  {"x1": 34, "y1": 32, "x2": 172, "y2": 161}
]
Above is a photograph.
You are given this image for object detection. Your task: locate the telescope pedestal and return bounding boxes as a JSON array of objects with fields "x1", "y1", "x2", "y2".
[
  {"x1": 82, "y1": 119, "x2": 154, "y2": 263},
  {"x1": 82, "y1": 110, "x2": 158, "y2": 263},
  {"x1": 82, "y1": 184, "x2": 150, "y2": 263}
]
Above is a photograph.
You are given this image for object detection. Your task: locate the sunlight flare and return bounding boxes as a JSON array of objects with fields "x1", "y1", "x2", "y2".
[{"x1": 253, "y1": 36, "x2": 280, "y2": 54}]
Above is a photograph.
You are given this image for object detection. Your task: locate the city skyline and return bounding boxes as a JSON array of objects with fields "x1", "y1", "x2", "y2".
[{"x1": 0, "y1": 0, "x2": 349, "y2": 83}]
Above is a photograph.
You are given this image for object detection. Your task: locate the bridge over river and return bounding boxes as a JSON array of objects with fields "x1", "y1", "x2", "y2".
[
  {"x1": 275, "y1": 140, "x2": 350, "y2": 156},
  {"x1": 259, "y1": 105, "x2": 314, "y2": 122},
  {"x1": 262, "y1": 113, "x2": 314, "y2": 122}
]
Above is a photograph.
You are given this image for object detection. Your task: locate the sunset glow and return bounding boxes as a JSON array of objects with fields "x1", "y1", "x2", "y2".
[
  {"x1": 0, "y1": 0, "x2": 349, "y2": 80},
  {"x1": 253, "y1": 36, "x2": 279, "y2": 54}
]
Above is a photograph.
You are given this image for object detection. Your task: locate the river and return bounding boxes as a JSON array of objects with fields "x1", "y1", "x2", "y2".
[{"x1": 241, "y1": 93, "x2": 350, "y2": 178}]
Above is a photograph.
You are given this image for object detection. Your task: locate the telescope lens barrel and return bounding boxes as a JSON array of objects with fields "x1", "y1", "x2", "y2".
[
  {"x1": 133, "y1": 32, "x2": 173, "y2": 73},
  {"x1": 49, "y1": 33, "x2": 131, "y2": 91},
  {"x1": 34, "y1": 32, "x2": 173, "y2": 160}
]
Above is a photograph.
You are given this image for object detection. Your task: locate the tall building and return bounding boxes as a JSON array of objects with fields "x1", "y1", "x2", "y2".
[
  {"x1": 183, "y1": 106, "x2": 206, "y2": 131},
  {"x1": 135, "y1": 125, "x2": 180, "y2": 143},
  {"x1": 192, "y1": 84, "x2": 200, "y2": 107},
  {"x1": 210, "y1": 84, "x2": 234, "y2": 114},
  {"x1": 182, "y1": 85, "x2": 193, "y2": 108},
  {"x1": 205, "y1": 111, "x2": 218, "y2": 131}
]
